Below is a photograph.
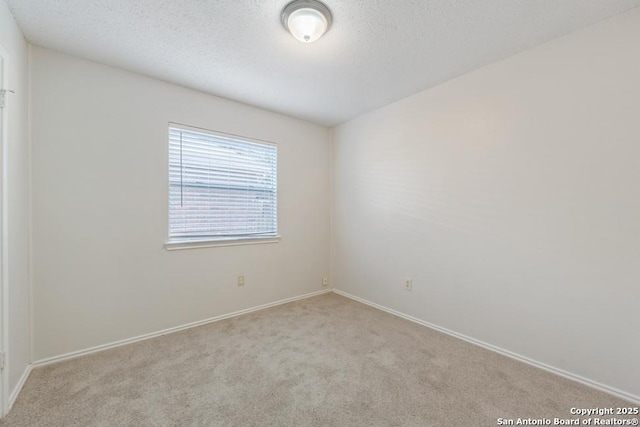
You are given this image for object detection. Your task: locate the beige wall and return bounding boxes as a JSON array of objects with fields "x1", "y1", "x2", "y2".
[
  {"x1": 331, "y1": 9, "x2": 640, "y2": 399},
  {"x1": 0, "y1": 0, "x2": 31, "y2": 408},
  {"x1": 30, "y1": 46, "x2": 330, "y2": 360}
]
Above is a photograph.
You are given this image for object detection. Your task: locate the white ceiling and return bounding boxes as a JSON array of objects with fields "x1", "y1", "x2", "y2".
[{"x1": 7, "y1": 0, "x2": 640, "y2": 126}]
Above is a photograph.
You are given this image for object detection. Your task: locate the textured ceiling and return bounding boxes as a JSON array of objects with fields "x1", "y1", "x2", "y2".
[{"x1": 7, "y1": 0, "x2": 640, "y2": 126}]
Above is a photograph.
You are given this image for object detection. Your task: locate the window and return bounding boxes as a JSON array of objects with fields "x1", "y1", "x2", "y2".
[{"x1": 167, "y1": 124, "x2": 278, "y2": 249}]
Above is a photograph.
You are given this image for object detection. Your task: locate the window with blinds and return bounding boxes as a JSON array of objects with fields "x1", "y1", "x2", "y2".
[{"x1": 168, "y1": 124, "x2": 278, "y2": 243}]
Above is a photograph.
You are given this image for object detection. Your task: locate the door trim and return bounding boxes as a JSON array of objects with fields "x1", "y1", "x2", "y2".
[{"x1": 0, "y1": 44, "x2": 10, "y2": 418}]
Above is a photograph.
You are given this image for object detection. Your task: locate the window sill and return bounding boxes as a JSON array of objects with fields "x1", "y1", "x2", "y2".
[{"x1": 164, "y1": 236, "x2": 281, "y2": 251}]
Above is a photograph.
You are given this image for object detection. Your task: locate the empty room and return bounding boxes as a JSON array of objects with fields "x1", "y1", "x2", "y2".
[{"x1": 0, "y1": 0, "x2": 639, "y2": 425}]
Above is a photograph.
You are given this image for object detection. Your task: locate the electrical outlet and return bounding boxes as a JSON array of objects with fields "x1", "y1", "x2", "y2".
[
  {"x1": 322, "y1": 277, "x2": 328, "y2": 286},
  {"x1": 404, "y1": 277, "x2": 412, "y2": 291},
  {"x1": 237, "y1": 275, "x2": 245, "y2": 286}
]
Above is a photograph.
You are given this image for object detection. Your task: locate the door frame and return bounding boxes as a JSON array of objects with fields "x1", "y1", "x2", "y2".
[{"x1": 0, "y1": 43, "x2": 10, "y2": 418}]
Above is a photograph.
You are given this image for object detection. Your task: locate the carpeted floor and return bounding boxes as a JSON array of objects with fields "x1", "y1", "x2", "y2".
[{"x1": 1, "y1": 293, "x2": 633, "y2": 426}]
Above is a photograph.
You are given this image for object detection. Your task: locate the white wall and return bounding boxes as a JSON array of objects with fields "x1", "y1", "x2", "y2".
[
  {"x1": 30, "y1": 46, "x2": 330, "y2": 361},
  {"x1": 0, "y1": 0, "x2": 31, "y2": 407},
  {"x1": 332, "y1": 8, "x2": 640, "y2": 399}
]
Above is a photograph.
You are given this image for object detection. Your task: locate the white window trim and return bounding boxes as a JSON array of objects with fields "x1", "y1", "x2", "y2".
[
  {"x1": 164, "y1": 235, "x2": 281, "y2": 251},
  {"x1": 165, "y1": 123, "x2": 279, "y2": 251}
]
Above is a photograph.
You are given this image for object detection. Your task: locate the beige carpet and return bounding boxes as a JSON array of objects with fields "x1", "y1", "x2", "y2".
[{"x1": 1, "y1": 293, "x2": 634, "y2": 426}]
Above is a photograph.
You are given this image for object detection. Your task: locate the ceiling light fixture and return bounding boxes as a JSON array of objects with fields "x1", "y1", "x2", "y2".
[{"x1": 282, "y1": 0, "x2": 332, "y2": 43}]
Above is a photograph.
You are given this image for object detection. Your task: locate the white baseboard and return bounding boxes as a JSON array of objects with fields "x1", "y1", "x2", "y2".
[
  {"x1": 18, "y1": 287, "x2": 639, "y2": 411},
  {"x1": 331, "y1": 288, "x2": 640, "y2": 405},
  {"x1": 33, "y1": 289, "x2": 331, "y2": 368},
  {"x1": 6, "y1": 364, "x2": 32, "y2": 415}
]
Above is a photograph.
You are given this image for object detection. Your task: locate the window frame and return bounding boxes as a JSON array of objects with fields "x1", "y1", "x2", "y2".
[{"x1": 164, "y1": 123, "x2": 280, "y2": 251}]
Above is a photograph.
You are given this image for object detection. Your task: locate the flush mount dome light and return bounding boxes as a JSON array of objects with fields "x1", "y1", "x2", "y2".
[{"x1": 282, "y1": 0, "x2": 332, "y2": 43}]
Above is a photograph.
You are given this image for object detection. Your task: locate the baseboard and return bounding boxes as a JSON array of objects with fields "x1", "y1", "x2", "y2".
[
  {"x1": 33, "y1": 289, "x2": 331, "y2": 368},
  {"x1": 6, "y1": 364, "x2": 32, "y2": 416},
  {"x1": 331, "y1": 288, "x2": 640, "y2": 405}
]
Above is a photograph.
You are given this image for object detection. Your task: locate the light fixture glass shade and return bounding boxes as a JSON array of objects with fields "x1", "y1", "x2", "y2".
[
  {"x1": 282, "y1": 0, "x2": 332, "y2": 43},
  {"x1": 288, "y1": 8, "x2": 327, "y2": 43}
]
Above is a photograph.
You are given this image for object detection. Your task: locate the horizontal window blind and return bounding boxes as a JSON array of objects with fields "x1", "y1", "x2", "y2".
[{"x1": 168, "y1": 125, "x2": 277, "y2": 241}]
